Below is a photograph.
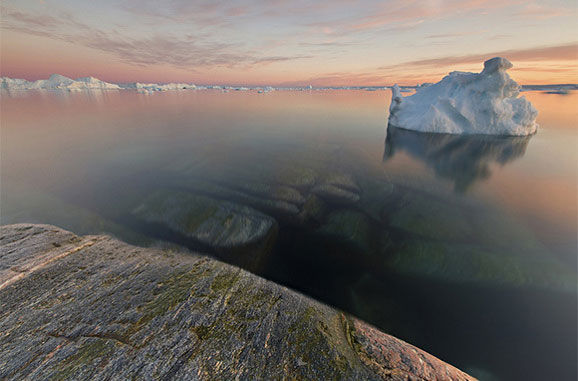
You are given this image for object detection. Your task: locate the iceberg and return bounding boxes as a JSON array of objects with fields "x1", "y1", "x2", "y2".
[
  {"x1": 388, "y1": 57, "x2": 538, "y2": 136},
  {"x1": 132, "y1": 82, "x2": 197, "y2": 92},
  {"x1": 0, "y1": 75, "x2": 197, "y2": 93},
  {"x1": 72, "y1": 76, "x2": 121, "y2": 90},
  {"x1": 1, "y1": 74, "x2": 120, "y2": 91}
]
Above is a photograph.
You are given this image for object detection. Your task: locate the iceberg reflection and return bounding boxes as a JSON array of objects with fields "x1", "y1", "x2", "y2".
[{"x1": 383, "y1": 125, "x2": 532, "y2": 192}]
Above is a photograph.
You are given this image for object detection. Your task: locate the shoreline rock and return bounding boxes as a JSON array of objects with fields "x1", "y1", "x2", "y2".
[{"x1": 0, "y1": 224, "x2": 475, "y2": 380}]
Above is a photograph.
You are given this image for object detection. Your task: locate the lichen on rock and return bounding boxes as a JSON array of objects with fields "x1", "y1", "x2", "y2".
[{"x1": 0, "y1": 224, "x2": 476, "y2": 380}]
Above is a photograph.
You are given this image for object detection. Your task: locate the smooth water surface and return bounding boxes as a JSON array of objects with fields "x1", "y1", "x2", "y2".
[{"x1": 1, "y1": 89, "x2": 576, "y2": 380}]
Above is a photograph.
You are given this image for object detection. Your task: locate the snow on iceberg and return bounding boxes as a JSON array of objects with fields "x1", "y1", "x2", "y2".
[
  {"x1": 1, "y1": 74, "x2": 120, "y2": 91},
  {"x1": 388, "y1": 57, "x2": 538, "y2": 136}
]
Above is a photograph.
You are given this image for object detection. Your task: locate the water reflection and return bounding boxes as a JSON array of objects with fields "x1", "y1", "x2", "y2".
[{"x1": 383, "y1": 125, "x2": 532, "y2": 192}]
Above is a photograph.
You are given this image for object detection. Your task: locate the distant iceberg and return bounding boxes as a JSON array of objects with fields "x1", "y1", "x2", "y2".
[
  {"x1": 389, "y1": 57, "x2": 538, "y2": 136},
  {"x1": 1, "y1": 74, "x2": 120, "y2": 91},
  {"x1": 0, "y1": 75, "x2": 203, "y2": 93},
  {"x1": 128, "y1": 82, "x2": 197, "y2": 92}
]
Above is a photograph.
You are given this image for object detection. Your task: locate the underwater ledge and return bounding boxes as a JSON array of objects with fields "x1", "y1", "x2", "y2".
[{"x1": 0, "y1": 223, "x2": 475, "y2": 380}]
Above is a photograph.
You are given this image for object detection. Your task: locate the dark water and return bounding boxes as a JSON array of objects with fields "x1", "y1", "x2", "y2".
[{"x1": 1, "y1": 89, "x2": 576, "y2": 380}]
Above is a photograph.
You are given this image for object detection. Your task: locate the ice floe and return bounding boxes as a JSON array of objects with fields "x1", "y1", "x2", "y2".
[{"x1": 388, "y1": 57, "x2": 538, "y2": 136}]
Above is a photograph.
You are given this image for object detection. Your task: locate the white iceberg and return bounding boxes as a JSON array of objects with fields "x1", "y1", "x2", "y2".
[
  {"x1": 0, "y1": 75, "x2": 200, "y2": 93},
  {"x1": 72, "y1": 76, "x2": 121, "y2": 90},
  {"x1": 388, "y1": 57, "x2": 538, "y2": 136},
  {"x1": 132, "y1": 82, "x2": 197, "y2": 92},
  {"x1": 1, "y1": 74, "x2": 120, "y2": 91}
]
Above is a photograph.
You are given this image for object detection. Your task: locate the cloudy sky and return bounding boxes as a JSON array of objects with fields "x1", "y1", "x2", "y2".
[{"x1": 1, "y1": 0, "x2": 576, "y2": 85}]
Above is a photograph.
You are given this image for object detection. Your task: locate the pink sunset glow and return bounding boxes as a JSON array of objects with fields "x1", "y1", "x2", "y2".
[{"x1": 1, "y1": 0, "x2": 576, "y2": 85}]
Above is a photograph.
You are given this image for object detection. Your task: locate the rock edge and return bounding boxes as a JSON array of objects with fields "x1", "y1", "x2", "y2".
[{"x1": 0, "y1": 224, "x2": 475, "y2": 380}]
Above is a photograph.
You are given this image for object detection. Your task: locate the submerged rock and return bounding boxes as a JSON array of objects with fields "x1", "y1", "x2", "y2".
[
  {"x1": 386, "y1": 191, "x2": 472, "y2": 242},
  {"x1": 382, "y1": 188, "x2": 577, "y2": 291},
  {"x1": 176, "y1": 177, "x2": 318, "y2": 228},
  {"x1": 312, "y1": 184, "x2": 360, "y2": 205},
  {"x1": 323, "y1": 172, "x2": 361, "y2": 193},
  {"x1": 385, "y1": 240, "x2": 577, "y2": 292},
  {"x1": 132, "y1": 190, "x2": 277, "y2": 269},
  {"x1": 222, "y1": 180, "x2": 307, "y2": 206},
  {"x1": 163, "y1": 142, "x2": 365, "y2": 225},
  {"x1": 274, "y1": 166, "x2": 319, "y2": 189},
  {"x1": 319, "y1": 210, "x2": 374, "y2": 255},
  {"x1": 389, "y1": 57, "x2": 538, "y2": 136},
  {"x1": 179, "y1": 179, "x2": 302, "y2": 221},
  {"x1": 297, "y1": 194, "x2": 328, "y2": 225},
  {"x1": 0, "y1": 224, "x2": 476, "y2": 380},
  {"x1": 312, "y1": 173, "x2": 361, "y2": 205}
]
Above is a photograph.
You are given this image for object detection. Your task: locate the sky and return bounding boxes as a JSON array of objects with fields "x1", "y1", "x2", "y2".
[{"x1": 1, "y1": 0, "x2": 577, "y2": 86}]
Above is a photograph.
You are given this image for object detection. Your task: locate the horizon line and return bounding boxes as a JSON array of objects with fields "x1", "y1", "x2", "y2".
[{"x1": 2, "y1": 74, "x2": 577, "y2": 88}]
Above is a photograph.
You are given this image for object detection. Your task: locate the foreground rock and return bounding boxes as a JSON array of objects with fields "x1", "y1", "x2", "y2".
[{"x1": 0, "y1": 224, "x2": 475, "y2": 380}]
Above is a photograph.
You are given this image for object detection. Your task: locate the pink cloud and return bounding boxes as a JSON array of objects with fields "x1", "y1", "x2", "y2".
[{"x1": 381, "y1": 43, "x2": 578, "y2": 69}]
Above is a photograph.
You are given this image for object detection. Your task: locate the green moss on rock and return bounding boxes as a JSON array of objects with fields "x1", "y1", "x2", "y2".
[{"x1": 52, "y1": 338, "x2": 117, "y2": 380}]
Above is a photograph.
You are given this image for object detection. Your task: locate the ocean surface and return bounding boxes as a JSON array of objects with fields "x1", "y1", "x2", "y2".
[{"x1": 1, "y1": 89, "x2": 576, "y2": 380}]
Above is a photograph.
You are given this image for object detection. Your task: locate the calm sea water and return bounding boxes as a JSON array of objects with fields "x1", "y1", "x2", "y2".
[{"x1": 1, "y1": 89, "x2": 576, "y2": 380}]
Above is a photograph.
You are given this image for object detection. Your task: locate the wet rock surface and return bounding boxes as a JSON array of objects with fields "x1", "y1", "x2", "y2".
[{"x1": 0, "y1": 224, "x2": 475, "y2": 380}]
